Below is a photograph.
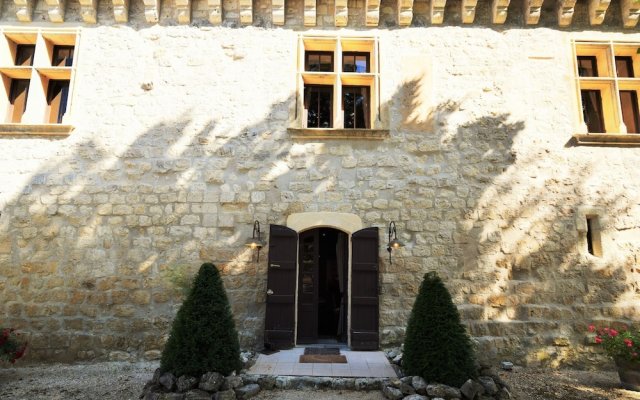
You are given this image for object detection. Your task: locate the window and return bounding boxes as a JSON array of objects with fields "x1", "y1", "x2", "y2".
[
  {"x1": 0, "y1": 31, "x2": 76, "y2": 128},
  {"x1": 295, "y1": 36, "x2": 381, "y2": 132},
  {"x1": 574, "y1": 41, "x2": 640, "y2": 136}
]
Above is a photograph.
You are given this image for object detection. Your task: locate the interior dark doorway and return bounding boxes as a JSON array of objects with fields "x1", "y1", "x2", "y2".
[{"x1": 297, "y1": 228, "x2": 348, "y2": 345}]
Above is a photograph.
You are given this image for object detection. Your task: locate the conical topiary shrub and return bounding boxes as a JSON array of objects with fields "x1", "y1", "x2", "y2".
[
  {"x1": 403, "y1": 272, "x2": 476, "y2": 387},
  {"x1": 160, "y1": 263, "x2": 241, "y2": 377}
]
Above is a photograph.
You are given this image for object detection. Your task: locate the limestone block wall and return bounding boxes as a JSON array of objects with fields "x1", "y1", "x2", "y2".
[{"x1": 0, "y1": 6, "x2": 639, "y2": 366}]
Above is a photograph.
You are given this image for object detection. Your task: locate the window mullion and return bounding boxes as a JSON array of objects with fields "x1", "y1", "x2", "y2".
[
  {"x1": 610, "y1": 42, "x2": 627, "y2": 133},
  {"x1": 335, "y1": 39, "x2": 343, "y2": 129}
]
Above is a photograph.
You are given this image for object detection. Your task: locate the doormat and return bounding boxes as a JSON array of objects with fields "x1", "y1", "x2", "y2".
[
  {"x1": 303, "y1": 347, "x2": 341, "y2": 355},
  {"x1": 299, "y1": 354, "x2": 348, "y2": 363}
]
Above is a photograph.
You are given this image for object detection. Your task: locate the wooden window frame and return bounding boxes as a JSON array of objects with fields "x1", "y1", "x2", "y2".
[
  {"x1": 305, "y1": 51, "x2": 334, "y2": 72},
  {"x1": 292, "y1": 35, "x2": 388, "y2": 139},
  {"x1": 342, "y1": 52, "x2": 370, "y2": 73},
  {"x1": 573, "y1": 40, "x2": 640, "y2": 144},
  {"x1": 0, "y1": 29, "x2": 77, "y2": 136}
]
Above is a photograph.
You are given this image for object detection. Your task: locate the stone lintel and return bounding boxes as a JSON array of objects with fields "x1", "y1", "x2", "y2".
[
  {"x1": 112, "y1": 0, "x2": 129, "y2": 22},
  {"x1": 44, "y1": 0, "x2": 65, "y2": 22},
  {"x1": 239, "y1": 0, "x2": 253, "y2": 24},
  {"x1": 397, "y1": 0, "x2": 414, "y2": 26},
  {"x1": 175, "y1": 0, "x2": 191, "y2": 23},
  {"x1": 335, "y1": 0, "x2": 348, "y2": 26},
  {"x1": 589, "y1": 0, "x2": 611, "y2": 24},
  {"x1": 430, "y1": 0, "x2": 446, "y2": 24},
  {"x1": 208, "y1": 0, "x2": 222, "y2": 24},
  {"x1": 557, "y1": 0, "x2": 577, "y2": 26},
  {"x1": 492, "y1": 0, "x2": 510, "y2": 23},
  {"x1": 461, "y1": 0, "x2": 478, "y2": 23},
  {"x1": 14, "y1": 0, "x2": 34, "y2": 22},
  {"x1": 304, "y1": 0, "x2": 316, "y2": 26},
  {"x1": 365, "y1": 0, "x2": 380, "y2": 26},
  {"x1": 272, "y1": 0, "x2": 285, "y2": 25},
  {"x1": 78, "y1": 0, "x2": 97, "y2": 23},
  {"x1": 621, "y1": 0, "x2": 640, "y2": 27},
  {"x1": 142, "y1": 0, "x2": 160, "y2": 23},
  {"x1": 524, "y1": 0, "x2": 543, "y2": 24}
]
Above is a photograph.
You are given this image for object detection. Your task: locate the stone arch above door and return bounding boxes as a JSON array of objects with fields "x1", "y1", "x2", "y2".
[{"x1": 286, "y1": 212, "x2": 363, "y2": 234}]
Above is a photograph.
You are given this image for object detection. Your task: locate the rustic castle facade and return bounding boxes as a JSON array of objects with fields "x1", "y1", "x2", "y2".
[{"x1": 0, "y1": 0, "x2": 639, "y2": 366}]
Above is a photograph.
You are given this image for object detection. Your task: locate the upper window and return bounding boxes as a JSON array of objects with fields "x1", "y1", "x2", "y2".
[
  {"x1": 296, "y1": 36, "x2": 379, "y2": 131},
  {"x1": 0, "y1": 31, "x2": 76, "y2": 125},
  {"x1": 575, "y1": 42, "x2": 640, "y2": 135}
]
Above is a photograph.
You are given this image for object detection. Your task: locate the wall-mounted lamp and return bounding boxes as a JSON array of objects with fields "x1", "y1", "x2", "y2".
[
  {"x1": 245, "y1": 221, "x2": 265, "y2": 262},
  {"x1": 386, "y1": 221, "x2": 404, "y2": 264}
]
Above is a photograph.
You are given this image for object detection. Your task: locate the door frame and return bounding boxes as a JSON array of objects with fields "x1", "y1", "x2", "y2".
[{"x1": 286, "y1": 212, "x2": 363, "y2": 348}]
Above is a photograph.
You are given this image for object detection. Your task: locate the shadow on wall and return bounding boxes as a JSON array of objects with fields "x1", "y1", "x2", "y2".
[{"x1": 0, "y1": 76, "x2": 638, "y2": 367}]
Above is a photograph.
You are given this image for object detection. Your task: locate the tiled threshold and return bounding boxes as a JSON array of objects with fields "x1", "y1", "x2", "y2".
[{"x1": 246, "y1": 347, "x2": 397, "y2": 378}]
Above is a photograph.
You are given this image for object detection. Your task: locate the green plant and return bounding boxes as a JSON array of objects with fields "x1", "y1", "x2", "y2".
[
  {"x1": 590, "y1": 324, "x2": 639, "y2": 364},
  {"x1": 161, "y1": 264, "x2": 197, "y2": 297},
  {"x1": 1, "y1": 328, "x2": 27, "y2": 364},
  {"x1": 403, "y1": 272, "x2": 476, "y2": 387},
  {"x1": 160, "y1": 263, "x2": 241, "y2": 377}
]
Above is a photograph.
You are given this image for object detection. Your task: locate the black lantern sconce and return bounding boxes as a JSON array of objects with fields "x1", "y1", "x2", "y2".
[
  {"x1": 386, "y1": 221, "x2": 404, "y2": 264},
  {"x1": 245, "y1": 221, "x2": 266, "y2": 262}
]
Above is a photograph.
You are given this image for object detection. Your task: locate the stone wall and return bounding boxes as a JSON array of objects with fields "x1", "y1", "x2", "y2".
[{"x1": 0, "y1": 2, "x2": 639, "y2": 366}]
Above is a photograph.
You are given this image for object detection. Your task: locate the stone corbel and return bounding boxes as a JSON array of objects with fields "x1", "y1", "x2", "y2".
[
  {"x1": 45, "y1": 0, "x2": 65, "y2": 22},
  {"x1": 14, "y1": 0, "x2": 34, "y2": 22},
  {"x1": 524, "y1": 0, "x2": 543, "y2": 24},
  {"x1": 491, "y1": 0, "x2": 510, "y2": 23},
  {"x1": 460, "y1": 0, "x2": 477, "y2": 22},
  {"x1": 430, "y1": 0, "x2": 446, "y2": 24},
  {"x1": 78, "y1": 0, "x2": 97, "y2": 23},
  {"x1": 397, "y1": 0, "x2": 413, "y2": 26},
  {"x1": 557, "y1": 0, "x2": 576, "y2": 26},
  {"x1": 272, "y1": 0, "x2": 285, "y2": 25},
  {"x1": 239, "y1": 0, "x2": 253, "y2": 24},
  {"x1": 335, "y1": 0, "x2": 348, "y2": 26},
  {"x1": 304, "y1": 0, "x2": 316, "y2": 25},
  {"x1": 589, "y1": 0, "x2": 611, "y2": 24},
  {"x1": 208, "y1": 0, "x2": 222, "y2": 24},
  {"x1": 112, "y1": 0, "x2": 129, "y2": 22},
  {"x1": 365, "y1": 0, "x2": 380, "y2": 26},
  {"x1": 621, "y1": 0, "x2": 640, "y2": 27},
  {"x1": 175, "y1": 0, "x2": 191, "y2": 23},
  {"x1": 142, "y1": 0, "x2": 160, "y2": 23}
]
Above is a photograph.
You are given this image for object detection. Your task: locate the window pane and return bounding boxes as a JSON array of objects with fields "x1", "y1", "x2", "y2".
[
  {"x1": 581, "y1": 90, "x2": 605, "y2": 133},
  {"x1": 306, "y1": 52, "x2": 333, "y2": 72},
  {"x1": 577, "y1": 56, "x2": 598, "y2": 77},
  {"x1": 52, "y1": 46, "x2": 74, "y2": 67},
  {"x1": 47, "y1": 80, "x2": 70, "y2": 123},
  {"x1": 616, "y1": 56, "x2": 634, "y2": 78},
  {"x1": 8, "y1": 79, "x2": 30, "y2": 123},
  {"x1": 305, "y1": 85, "x2": 332, "y2": 128},
  {"x1": 620, "y1": 90, "x2": 640, "y2": 134},
  {"x1": 343, "y1": 86, "x2": 369, "y2": 129},
  {"x1": 343, "y1": 53, "x2": 369, "y2": 73},
  {"x1": 15, "y1": 45, "x2": 35, "y2": 66}
]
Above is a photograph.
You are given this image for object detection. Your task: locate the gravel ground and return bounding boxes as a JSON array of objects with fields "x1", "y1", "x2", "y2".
[{"x1": 1, "y1": 361, "x2": 640, "y2": 400}]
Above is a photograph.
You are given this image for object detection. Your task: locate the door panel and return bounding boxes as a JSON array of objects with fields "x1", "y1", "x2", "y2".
[
  {"x1": 296, "y1": 230, "x2": 319, "y2": 344},
  {"x1": 351, "y1": 227, "x2": 379, "y2": 350},
  {"x1": 264, "y1": 224, "x2": 297, "y2": 349}
]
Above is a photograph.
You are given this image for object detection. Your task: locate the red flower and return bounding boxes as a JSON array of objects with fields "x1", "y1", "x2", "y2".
[
  {"x1": 624, "y1": 339, "x2": 634, "y2": 347},
  {"x1": 588, "y1": 324, "x2": 595, "y2": 332},
  {"x1": 595, "y1": 336, "x2": 603, "y2": 344},
  {"x1": 609, "y1": 329, "x2": 619, "y2": 337}
]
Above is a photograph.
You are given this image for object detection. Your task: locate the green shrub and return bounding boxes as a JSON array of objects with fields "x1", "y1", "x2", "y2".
[
  {"x1": 0, "y1": 328, "x2": 27, "y2": 364},
  {"x1": 403, "y1": 272, "x2": 476, "y2": 387},
  {"x1": 160, "y1": 263, "x2": 241, "y2": 377}
]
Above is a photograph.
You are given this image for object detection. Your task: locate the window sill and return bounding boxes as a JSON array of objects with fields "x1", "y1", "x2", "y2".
[
  {"x1": 288, "y1": 128, "x2": 390, "y2": 140},
  {"x1": 0, "y1": 123, "x2": 74, "y2": 137}
]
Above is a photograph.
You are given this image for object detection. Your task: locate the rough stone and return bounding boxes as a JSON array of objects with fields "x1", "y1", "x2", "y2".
[
  {"x1": 256, "y1": 376, "x2": 276, "y2": 390},
  {"x1": 214, "y1": 389, "x2": 237, "y2": 400},
  {"x1": 477, "y1": 376, "x2": 499, "y2": 395},
  {"x1": 223, "y1": 375, "x2": 244, "y2": 390},
  {"x1": 176, "y1": 376, "x2": 198, "y2": 393},
  {"x1": 411, "y1": 376, "x2": 428, "y2": 395},
  {"x1": 159, "y1": 373, "x2": 177, "y2": 391},
  {"x1": 199, "y1": 372, "x2": 224, "y2": 392},
  {"x1": 403, "y1": 395, "x2": 428, "y2": 400},
  {"x1": 426, "y1": 383, "x2": 462, "y2": 398},
  {"x1": 382, "y1": 385, "x2": 404, "y2": 400},
  {"x1": 234, "y1": 384, "x2": 260, "y2": 399},
  {"x1": 184, "y1": 389, "x2": 212, "y2": 400},
  {"x1": 460, "y1": 379, "x2": 485, "y2": 400}
]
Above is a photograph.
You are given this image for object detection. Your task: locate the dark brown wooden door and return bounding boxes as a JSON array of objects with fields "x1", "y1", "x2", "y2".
[
  {"x1": 351, "y1": 227, "x2": 379, "y2": 350},
  {"x1": 264, "y1": 224, "x2": 297, "y2": 349},
  {"x1": 296, "y1": 229, "x2": 319, "y2": 344}
]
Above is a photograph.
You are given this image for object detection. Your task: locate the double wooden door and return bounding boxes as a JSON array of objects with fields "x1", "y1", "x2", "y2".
[{"x1": 263, "y1": 225, "x2": 379, "y2": 350}]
